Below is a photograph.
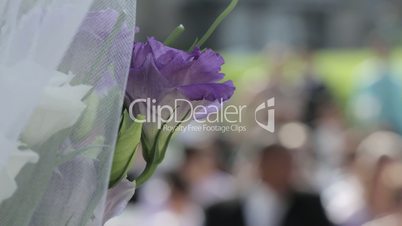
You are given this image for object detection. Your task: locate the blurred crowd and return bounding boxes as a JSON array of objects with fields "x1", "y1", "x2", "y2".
[{"x1": 107, "y1": 37, "x2": 402, "y2": 226}]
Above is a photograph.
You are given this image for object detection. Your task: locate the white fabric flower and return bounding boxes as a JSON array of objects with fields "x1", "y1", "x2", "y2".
[
  {"x1": 0, "y1": 136, "x2": 38, "y2": 204},
  {"x1": 0, "y1": 61, "x2": 52, "y2": 167},
  {"x1": 0, "y1": 60, "x2": 91, "y2": 205},
  {"x1": 21, "y1": 72, "x2": 91, "y2": 147}
]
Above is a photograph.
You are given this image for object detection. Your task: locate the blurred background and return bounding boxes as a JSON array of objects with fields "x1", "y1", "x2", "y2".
[{"x1": 107, "y1": 0, "x2": 402, "y2": 226}]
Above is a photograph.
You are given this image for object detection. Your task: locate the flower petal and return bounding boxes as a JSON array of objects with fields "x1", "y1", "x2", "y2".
[
  {"x1": 126, "y1": 55, "x2": 170, "y2": 104},
  {"x1": 154, "y1": 45, "x2": 225, "y2": 86},
  {"x1": 0, "y1": 137, "x2": 38, "y2": 204},
  {"x1": 178, "y1": 80, "x2": 235, "y2": 102},
  {"x1": 21, "y1": 80, "x2": 91, "y2": 147},
  {"x1": 103, "y1": 179, "x2": 135, "y2": 224}
]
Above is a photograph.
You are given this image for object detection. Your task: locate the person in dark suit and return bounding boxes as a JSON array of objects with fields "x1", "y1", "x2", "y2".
[{"x1": 204, "y1": 144, "x2": 333, "y2": 226}]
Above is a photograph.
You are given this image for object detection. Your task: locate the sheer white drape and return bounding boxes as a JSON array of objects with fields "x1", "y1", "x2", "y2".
[{"x1": 0, "y1": 0, "x2": 136, "y2": 225}]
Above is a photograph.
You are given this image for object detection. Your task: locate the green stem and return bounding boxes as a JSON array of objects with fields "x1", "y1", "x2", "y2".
[
  {"x1": 135, "y1": 162, "x2": 159, "y2": 186},
  {"x1": 194, "y1": 0, "x2": 238, "y2": 49}
]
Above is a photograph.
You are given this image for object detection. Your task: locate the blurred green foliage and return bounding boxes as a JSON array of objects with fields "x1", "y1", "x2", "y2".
[{"x1": 222, "y1": 49, "x2": 402, "y2": 106}]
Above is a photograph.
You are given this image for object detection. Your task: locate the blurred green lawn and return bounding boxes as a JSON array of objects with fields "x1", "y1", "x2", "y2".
[{"x1": 222, "y1": 49, "x2": 402, "y2": 105}]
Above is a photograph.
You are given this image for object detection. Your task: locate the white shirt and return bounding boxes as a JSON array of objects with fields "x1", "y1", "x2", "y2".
[{"x1": 244, "y1": 183, "x2": 287, "y2": 226}]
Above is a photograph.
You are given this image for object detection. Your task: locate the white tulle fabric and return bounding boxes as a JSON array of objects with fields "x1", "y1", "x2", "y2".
[{"x1": 0, "y1": 0, "x2": 136, "y2": 225}]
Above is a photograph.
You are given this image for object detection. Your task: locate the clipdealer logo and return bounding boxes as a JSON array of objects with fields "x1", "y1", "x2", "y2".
[
  {"x1": 254, "y1": 97, "x2": 275, "y2": 133},
  {"x1": 128, "y1": 98, "x2": 275, "y2": 133}
]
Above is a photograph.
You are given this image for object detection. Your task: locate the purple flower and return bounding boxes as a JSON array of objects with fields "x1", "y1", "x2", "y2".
[
  {"x1": 125, "y1": 37, "x2": 235, "y2": 110},
  {"x1": 124, "y1": 37, "x2": 235, "y2": 185}
]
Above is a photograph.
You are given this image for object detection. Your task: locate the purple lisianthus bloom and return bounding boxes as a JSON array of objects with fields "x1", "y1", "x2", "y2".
[
  {"x1": 124, "y1": 37, "x2": 235, "y2": 177},
  {"x1": 125, "y1": 37, "x2": 235, "y2": 118}
]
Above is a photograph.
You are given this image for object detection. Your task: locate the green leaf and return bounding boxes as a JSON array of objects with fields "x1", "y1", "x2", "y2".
[
  {"x1": 135, "y1": 110, "x2": 191, "y2": 187},
  {"x1": 109, "y1": 111, "x2": 144, "y2": 188}
]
